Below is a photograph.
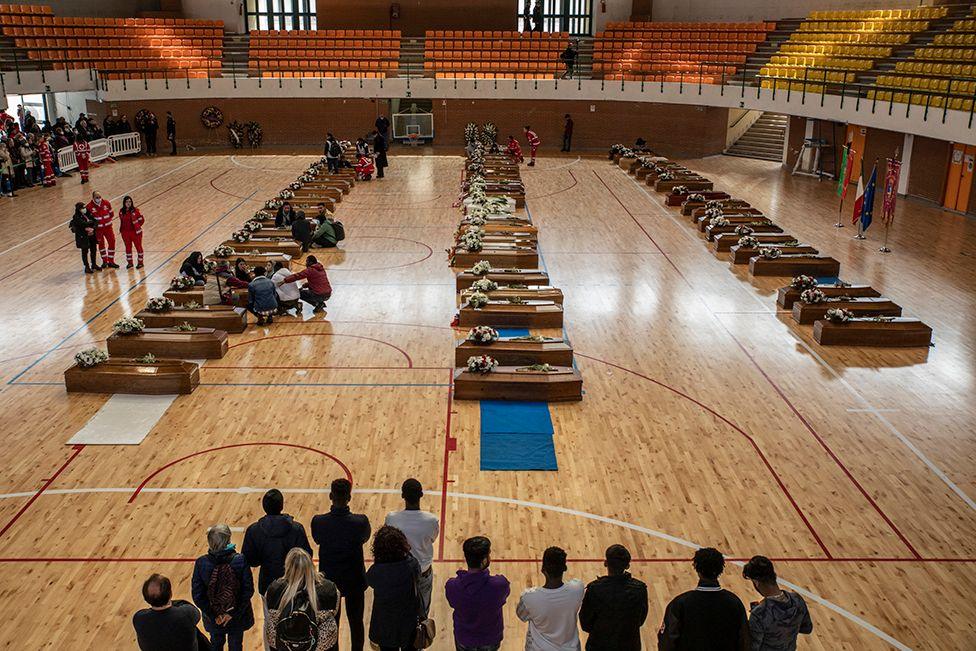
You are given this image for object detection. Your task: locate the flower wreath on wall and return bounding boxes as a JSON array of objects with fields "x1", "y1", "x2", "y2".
[
  {"x1": 201, "y1": 106, "x2": 224, "y2": 129},
  {"x1": 245, "y1": 121, "x2": 263, "y2": 148}
]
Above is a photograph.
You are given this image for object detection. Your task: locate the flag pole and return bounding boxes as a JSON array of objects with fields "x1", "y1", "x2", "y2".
[
  {"x1": 835, "y1": 194, "x2": 845, "y2": 228},
  {"x1": 879, "y1": 148, "x2": 899, "y2": 254},
  {"x1": 854, "y1": 219, "x2": 866, "y2": 240},
  {"x1": 834, "y1": 142, "x2": 852, "y2": 228}
]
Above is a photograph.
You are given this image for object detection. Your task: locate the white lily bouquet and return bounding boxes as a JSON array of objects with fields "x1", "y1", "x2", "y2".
[
  {"x1": 825, "y1": 308, "x2": 854, "y2": 323},
  {"x1": 710, "y1": 216, "x2": 729, "y2": 227},
  {"x1": 288, "y1": 181, "x2": 302, "y2": 190},
  {"x1": 231, "y1": 230, "x2": 252, "y2": 243},
  {"x1": 170, "y1": 275, "x2": 197, "y2": 291},
  {"x1": 470, "y1": 278, "x2": 498, "y2": 292},
  {"x1": 112, "y1": 316, "x2": 145, "y2": 335},
  {"x1": 146, "y1": 297, "x2": 175, "y2": 313},
  {"x1": 471, "y1": 260, "x2": 492, "y2": 275},
  {"x1": 704, "y1": 207, "x2": 723, "y2": 220},
  {"x1": 460, "y1": 231, "x2": 483, "y2": 252},
  {"x1": 467, "y1": 291, "x2": 489, "y2": 308},
  {"x1": 244, "y1": 220, "x2": 263, "y2": 233},
  {"x1": 737, "y1": 235, "x2": 760, "y2": 248},
  {"x1": 467, "y1": 355, "x2": 498, "y2": 374},
  {"x1": 212, "y1": 244, "x2": 235, "y2": 258},
  {"x1": 467, "y1": 326, "x2": 499, "y2": 343},
  {"x1": 758, "y1": 247, "x2": 782, "y2": 259},
  {"x1": 278, "y1": 189, "x2": 294, "y2": 199},
  {"x1": 671, "y1": 185, "x2": 689, "y2": 195},
  {"x1": 266, "y1": 198, "x2": 283, "y2": 210},
  {"x1": 254, "y1": 210, "x2": 272, "y2": 220},
  {"x1": 75, "y1": 348, "x2": 109, "y2": 368}
]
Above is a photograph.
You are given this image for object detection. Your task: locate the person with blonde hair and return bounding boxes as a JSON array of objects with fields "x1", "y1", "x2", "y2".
[
  {"x1": 191, "y1": 524, "x2": 255, "y2": 651},
  {"x1": 265, "y1": 548, "x2": 340, "y2": 651}
]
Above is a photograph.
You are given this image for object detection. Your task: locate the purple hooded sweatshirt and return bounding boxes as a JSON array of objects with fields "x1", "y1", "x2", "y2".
[{"x1": 445, "y1": 568, "x2": 511, "y2": 647}]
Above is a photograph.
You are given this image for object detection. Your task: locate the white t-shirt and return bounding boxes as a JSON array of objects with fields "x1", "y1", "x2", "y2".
[
  {"x1": 271, "y1": 267, "x2": 300, "y2": 301},
  {"x1": 516, "y1": 579, "x2": 585, "y2": 651},
  {"x1": 384, "y1": 509, "x2": 439, "y2": 572}
]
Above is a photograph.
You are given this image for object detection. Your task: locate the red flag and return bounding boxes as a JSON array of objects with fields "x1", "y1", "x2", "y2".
[
  {"x1": 851, "y1": 175, "x2": 865, "y2": 225},
  {"x1": 881, "y1": 158, "x2": 901, "y2": 227}
]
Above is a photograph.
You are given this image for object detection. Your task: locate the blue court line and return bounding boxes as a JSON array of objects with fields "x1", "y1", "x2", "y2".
[{"x1": 7, "y1": 188, "x2": 254, "y2": 385}]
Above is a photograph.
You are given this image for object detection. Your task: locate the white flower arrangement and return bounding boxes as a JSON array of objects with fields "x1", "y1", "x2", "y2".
[
  {"x1": 231, "y1": 230, "x2": 252, "y2": 243},
  {"x1": 146, "y1": 296, "x2": 175, "y2": 313},
  {"x1": 825, "y1": 308, "x2": 854, "y2": 323},
  {"x1": 709, "y1": 216, "x2": 729, "y2": 227},
  {"x1": 243, "y1": 220, "x2": 263, "y2": 233},
  {"x1": 299, "y1": 173, "x2": 315, "y2": 183},
  {"x1": 464, "y1": 225, "x2": 485, "y2": 237},
  {"x1": 278, "y1": 189, "x2": 294, "y2": 199},
  {"x1": 705, "y1": 200, "x2": 723, "y2": 209},
  {"x1": 471, "y1": 278, "x2": 498, "y2": 292},
  {"x1": 460, "y1": 231, "x2": 483, "y2": 252},
  {"x1": 265, "y1": 198, "x2": 283, "y2": 210},
  {"x1": 466, "y1": 355, "x2": 498, "y2": 374},
  {"x1": 202, "y1": 259, "x2": 217, "y2": 274},
  {"x1": 212, "y1": 244, "x2": 235, "y2": 258},
  {"x1": 254, "y1": 210, "x2": 272, "y2": 221},
  {"x1": 170, "y1": 275, "x2": 196, "y2": 291},
  {"x1": 791, "y1": 275, "x2": 818, "y2": 290},
  {"x1": 800, "y1": 288, "x2": 828, "y2": 303},
  {"x1": 658, "y1": 171, "x2": 674, "y2": 181},
  {"x1": 671, "y1": 185, "x2": 689, "y2": 195},
  {"x1": 758, "y1": 247, "x2": 782, "y2": 259},
  {"x1": 704, "y1": 207, "x2": 723, "y2": 219},
  {"x1": 467, "y1": 326, "x2": 499, "y2": 343},
  {"x1": 467, "y1": 291, "x2": 489, "y2": 308},
  {"x1": 737, "y1": 236, "x2": 760, "y2": 248},
  {"x1": 288, "y1": 181, "x2": 302, "y2": 190},
  {"x1": 466, "y1": 216, "x2": 487, "y2": 227},
  {"x1": 471, "y1": 260, "x2": 492, "y2": 275},
  {"x1": 174, "y1": 321, "x2": 198, "y2": 331},
  {"x1": 687, "y1": 193, "x2": 706, "y2": 202},
  {"x1": 112, "y1": 316, "x2": 145, "y2": 335},
  {"x1": 136, "y1": 353, "x2": 157, "y2": 364},
  {"x1": 75, "y1": 347, "x2": 108, "y2": 368},
  {"x1": 734, "y1": 225, "x2": 754, "y2": 236}
]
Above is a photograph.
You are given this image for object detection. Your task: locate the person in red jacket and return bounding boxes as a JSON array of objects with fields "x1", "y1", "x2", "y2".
[
  {"x1": 284, "y1": 255, "x2": 332, "y2": 313},
  {"x1": 506, "y1": 136, "x2": 523, "y2": 164},
  {"x1": 118, "y1": 195, "x2": 145, "y2": 269},
  {"x1": 86, "y1": 190, "x2": 118, "y2": 268},
  {"x1": 38, "y1": 135, "x2": 56, "y2": 187},
  {"x1": 523, "y1": 126, "x2": 541, "y2": 167},
  {"x1": 73, "y1": 134, "x2": 91, "y2": 184}
]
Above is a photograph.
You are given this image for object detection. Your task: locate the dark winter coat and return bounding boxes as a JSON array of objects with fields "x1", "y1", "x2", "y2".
[
  {"x1": 579, "y1": 573, "x2": 648, "y2": 650},
  {"x1": 191, "y1": 548, "x2": 255, "y2": 634},
  {"x1": 242, "y1": 514, "x2": 314, "y2": 595}
]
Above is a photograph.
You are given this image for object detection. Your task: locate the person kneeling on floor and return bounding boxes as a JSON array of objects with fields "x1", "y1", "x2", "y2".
[
  {"x1": 248, "y1": 266, "x2": 279, "y2": 325},
  {"x1": 311, "y1": 214, "x2": 345, "y2": 248},
  {"x1": 284, "y1": 255, "x2": 332, "y2": 313},
  {"x1": 271, "y1": 261, "x2": 301, "y2": 316}
]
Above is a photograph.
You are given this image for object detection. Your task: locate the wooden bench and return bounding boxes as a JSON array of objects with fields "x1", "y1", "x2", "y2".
[
  {"x1": 730, "y1": 244, "x2": 818, "y2": 265},
  {"x1": 455, "y1": 337, "x2": 574, "y2": 366},
  {"x1": 64, "y1": 359, "x2": 200, "y2": 395},
  {"x1": 459, "y1": 286, "x2": 564, "y2": 305},
  {"x1": 706, "y1": 222, "x2": 783, "y2": 241},
  {"x1": 453, "y1": 365, "x2": 583, "y2": 402},
  {"x1": 456, "y1": 269, "x2": 549, "y2": 291},
  {"x1": 749, "y1": 255, "x2": 841, "y2": 277},
  {"x1": 106, "y1": 327, "x2": 229, "y2": 359},
  {"x1": 221, "y1": 239, "x2": 302, "y2": 257},
  {"x1": 813, "y1": 317, "x2": 933, "y2": 347},
  {"x1": 136, "y1": 306, "x2": 248, "y2": 334},
  {"x1": 792, "y1": 297, "x2": 902, "y2": 325},
  {"x1": 458, "y1": 301, "x2": 563, "y2": 328},
  {"x1": 452, "y1": 247, "x2": 539, "y2": 269},
  {"x1": 713, "y1": 233, "x2": 796, "y2": 253},
  {"x1": 777, "y1": 283, "x2": 880, "y2": 309}
]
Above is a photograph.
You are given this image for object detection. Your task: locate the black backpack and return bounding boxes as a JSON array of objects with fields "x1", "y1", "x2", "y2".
[
  {"x1": 331, "y1": 220, "x2": 345, "y2": 242},
  {"x1": 206, "y1": 562, "x2": 240, "y2": 618},
  {"x1": 276, "y1": 591, "x2": 319, "y2": 651},
  {"x1": 328, "y1": 140, "x2": 342, "y2": 158}
]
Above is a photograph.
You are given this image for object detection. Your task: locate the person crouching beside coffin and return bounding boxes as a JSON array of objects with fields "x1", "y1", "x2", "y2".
[
  {"x1": 284, "y1": 255, "x2": 332, "y2": 313},
  {"x1": 247, "y1": 266, "x2": 279, "y2": 326}
]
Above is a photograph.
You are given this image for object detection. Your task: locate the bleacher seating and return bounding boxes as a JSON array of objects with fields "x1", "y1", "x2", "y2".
[
  {"x1": 868, "y1": 9, "x2": 976, "y2": 112},
  {"x1": 424, "y1": 30, "x2": 568, "y2": 79},
  {"x1": 248, "y1": 30, "x2": 400, "y2": 78},
  {"x1": 0, "y1": 4, "x2": 223, "y2": 79},
  {"x1": 593, "y1": 21, "x2": 775, "y2": 83},
  {"x1": 760, "y1": 7, "x2": 939, "y2": 93}
]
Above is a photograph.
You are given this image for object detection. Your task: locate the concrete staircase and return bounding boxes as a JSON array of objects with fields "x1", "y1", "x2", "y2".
[
  {"x1": 730, "y1": 19, "x2": 802, "y2": 84},
  {"x1": 724, "y1": 112, "x2": 787, "y2": 162},
  {"x1": 398, "y1": 36, "x2": 425, "y2": 78},
  {"x1": 221, "y1": 33, "x2": 250, "y2": 77}
]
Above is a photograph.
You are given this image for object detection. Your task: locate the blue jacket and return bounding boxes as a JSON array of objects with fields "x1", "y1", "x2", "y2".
[
  {"x1": 248, "y1": 276, "x2": 278, "y2": 313},
  {"x1": 191, "y1": 548, "x2": 255, "y2": 634}
]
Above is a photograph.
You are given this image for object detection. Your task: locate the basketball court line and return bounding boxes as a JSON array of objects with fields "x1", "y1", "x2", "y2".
[{"x1": 0, "y1": 484, "x2": 913, "y2": 650}]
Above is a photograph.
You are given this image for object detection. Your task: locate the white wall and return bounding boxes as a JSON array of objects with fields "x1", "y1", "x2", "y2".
[
  {"x1": 51, "y1": 91, "x2": 99, "y2": 122},
  {"x1": 593, "y1": 0, "x2": 634, "y2": 34},
  {"x1": 182, "y1": 0, "x2": 244, "y2": 32},
  {"x1": 650, "y1": 0, "x2": 923, "y2": 22}
]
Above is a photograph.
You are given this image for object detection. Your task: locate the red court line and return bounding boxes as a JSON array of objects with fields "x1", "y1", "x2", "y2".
[
  {"x1": 525, "y1": 169, "x2": 579, "y2": 200},
  {"x1": 228, "y1": 332, "x2": 414, "y2": 368},
  {"x1": 575, "y1": 353, "x2": 834, "y2": 559},
  {"x1": 128, "y1": 442, "x2": 352, "y2": 503},
  {"x1": 438, "y1": 368, "x2": 456, "y2": 561},
  {"x1": 0, "y1": 445, "x2": 84, "y2": 540},
  {"x1": 209, "y1": 169, "x2": 248, "y2": 199}
]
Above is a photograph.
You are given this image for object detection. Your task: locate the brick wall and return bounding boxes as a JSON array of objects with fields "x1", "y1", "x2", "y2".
[{"x1": 97, "y1": 98, "x2": 729, "y2": 158}]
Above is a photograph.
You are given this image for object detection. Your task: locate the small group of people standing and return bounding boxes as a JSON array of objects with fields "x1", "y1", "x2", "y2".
[
  {"x1": 506, "y1": 126, "x2": 542, "y2": 166},
  {"x1": 324, "y1": 122, "x2": 387, "y2": 179},
  {"x1": 69, "y1": 191, "x2": 145, "y2": 273}
]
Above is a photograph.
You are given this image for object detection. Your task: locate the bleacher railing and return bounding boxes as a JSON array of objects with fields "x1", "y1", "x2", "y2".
[{"x1": 56, "y1": 132, "x2": 142, "y2": 172}]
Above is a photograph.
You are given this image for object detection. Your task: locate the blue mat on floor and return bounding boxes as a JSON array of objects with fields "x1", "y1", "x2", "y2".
[{"x1": 480, "y1": 400, "x2": 557, "y2": 471}]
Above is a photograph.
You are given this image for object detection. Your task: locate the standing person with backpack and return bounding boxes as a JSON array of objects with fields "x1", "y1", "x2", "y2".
[
  {"x1": 192, "y1": 524, "x2": 256, "y2": 651},
  {"x1": 325, "y1": 134, "x2": 342, "y2": 174},
  {"x1": 265, "y1": 548, "x2": 340, "y2": 651}
]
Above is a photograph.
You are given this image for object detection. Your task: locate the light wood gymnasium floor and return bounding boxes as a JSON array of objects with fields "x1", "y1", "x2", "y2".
[{"x1": 0, "y1": 150, "x2": 973, "y2": 650}]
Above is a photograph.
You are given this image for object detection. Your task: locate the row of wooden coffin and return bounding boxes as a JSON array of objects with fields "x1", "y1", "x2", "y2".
[{"x1": 652, "y1": 182, "x2": 933, "y2": 347}]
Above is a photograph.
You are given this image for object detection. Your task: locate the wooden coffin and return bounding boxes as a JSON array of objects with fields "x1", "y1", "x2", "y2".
[
  {"x1": 459, "y1": 286, "x2": 564, "y2": 305},
  {"x1": 699, "y1": 214, "x2": 769, "y2": 233},
  {"x1": 654, "y1": 179, "x2": 713, "y2": 193},
  {"x1": 64, "y1": 359, "x2": 200, "y2": 395},
  {"x1": 474, "y1": 223, "x2": 539, "y2": 236},
  {"x1": 707, "y1": 222, "x2": 783, "y2": 241},
  {"x1": 453, "y1": 247, "x2": 539, "y2": 269},
  {"x1": 208, "y1": 253, "x2": 292, "y2": 271},
  {"x1": 680, "y1": 197, "x2": 743, "y2": 214},
  {"x1": 458, "y1": 301, "x2": 563, "y2": 328},
  {"x1": 748, "y1": 255, "x2": 841, "y2": 277},
  {"x1": 456, "y1": 235, "x2": 538, "y2": 247},
  {"x1": 453, "y1": 366, "x2": 582, "y2": 402},
  {"x1": 163, "y1": 288, "x2": 205, "y2": 305},
  {"x1": 247, "y1": 227, "x2": 293, "y2": 239},
  {"x1": 666, "y1": 191, "x2": 730, "y2": 207},
  {"x1": 692, "y1": 206, "x2": 763, "y2": 221},
  {"x1": 776, "y1": 284, "x2": 881, "y2": 309},
  {"x1": 290, "y1": 188, "x2": 342, "y2": 202},
  {"x1": 792, "y1": 297, "x2": 902, "y2": 325},
  {"x1": 730, "y1": 245, "x2": 818, "y2": 265},
  {"x1": 106, "y1": 327, "x2": 229, "y2": 359},
  {"x1": 713, "y1": 233, "x2": 796, "y2": 253},
  {"x1": 618, "y1": 156, "x2": 639, "y2": 172},
  {"x1": 221, "y1": 239, "x2": 302, "y2": 257},
  {"x1": 136, "y1": 306, "x2": 248, "y2": 334},
  {"x1": 813, "y1": 318, "x2": 933, "y2": 347},
  {"x1": 456, "y1": 269, "x2": 549, "y2": 291},
  {"x1": 455, "y1": 337, "x2": 574, "y2": 366}
]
